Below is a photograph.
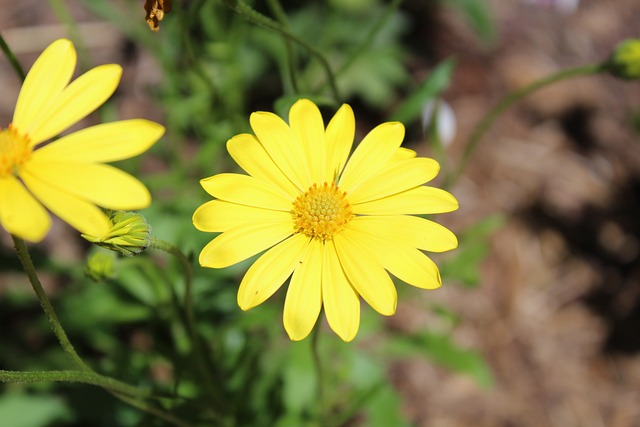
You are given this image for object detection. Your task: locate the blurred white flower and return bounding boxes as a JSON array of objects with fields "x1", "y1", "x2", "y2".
[{"x1": 422, "y1": 98, "x2": 457, "y2": 148}]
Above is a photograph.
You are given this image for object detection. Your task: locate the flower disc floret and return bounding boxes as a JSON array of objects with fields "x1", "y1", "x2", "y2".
[
  {"x1": 292, "y1": 182, "x2": 353, "y2": 240},
  {"x1": 0, "y1": 126, "x2": 31, "y2": 177}
]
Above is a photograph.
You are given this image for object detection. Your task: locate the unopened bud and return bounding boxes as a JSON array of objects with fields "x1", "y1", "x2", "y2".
[
  {"x1": 607, "y1": 39, "x2": 640, "y2": 81},
  {"x1": 82, "y1": 211, "x2": 151, "y2": 256},
  {"x1": 85, "y1": 251, "x2": 116, "y2": 282}
]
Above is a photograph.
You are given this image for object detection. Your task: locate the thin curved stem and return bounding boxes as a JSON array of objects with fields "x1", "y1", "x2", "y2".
[
  {"x1": 115, "y1": 393, "x2": 193, "y2": 427},
  {"x1": 47, "y1": 0, "x2": 90, "y2": 70},
  {"x1": 0, "y1": 368, "x2": 191, "y2": 426},
  {"x1": 311, "y1": 325, "x2": 324, "y2": 422},
  {"x1": 266, "y1": 0, "x2": 299, "y2": 94},
  {"x1": 11, "y1": 236, "x2": 191, "y2": 423},
  {"x1": 12, "y1": 236, "x2": 92, "y2": 373},
  {"x1": 446, "y1": 63, "x2": 605, "y2": 187},
  {"x1": 0, "y1": 33, "x2": 26, "y2": 81},
  {"x1": 149, "y1": 238, "x2": 221, "y2": 406},
  {"x1": 224, "y1": 0, "x2": 340, "y2": 101},
  {"x1": 149, "y1": 238, "x2": 195, "y2": 350},
  {"x1": 337, "y1": 0, "x2": 403, "y2": 78},
  {"x1": 0, "y1": 369, "x2": 151, "y2": 398}
]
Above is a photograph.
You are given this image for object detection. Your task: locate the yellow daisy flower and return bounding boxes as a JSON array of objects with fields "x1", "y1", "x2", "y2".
[
  {"x1": 0, "y1": 39, "x2": 164, "y2": 243},
  {"x1": 193, "y1": 99, "x2": 458, "y2": 342}
]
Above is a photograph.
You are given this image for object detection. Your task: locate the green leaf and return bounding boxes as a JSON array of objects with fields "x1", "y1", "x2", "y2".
[
  {"x1": 362, "y1": 384, "x2": 411, "y2": 427},
  {"x1": 282, "y1": 338, "x2": 317, "y2": 415},
  {"x1": 390, "y1": 57, "x2": 456, "y2": 123},
  {"x1": 60, "y1": 284, "x2": 151, "y2": 329},
  {"x1": 0, "y1": 392, "x2": 72, "y2": 427},
  {"x1": 446, "y1": 0, "x2": 497, "y2": 44},
  {"x1": 389, "y1": 332, "x2": 493, "y2": 389},
  {"x1": 439, "y1": 214, "x2": 505, "y2": 287}
]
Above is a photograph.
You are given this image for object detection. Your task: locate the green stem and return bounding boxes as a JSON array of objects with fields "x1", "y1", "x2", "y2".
[
  {"x1": 447, "y1": 63, "x2": 605, "y2": 187},
  {"x1": 148, "y1": 238, "x2": 221, "y2": 405},
  {"x1": 3, "y1": 37, "x2": 184, "y2": 422},
  {"x1": 11, "y1": 236, "x2": 188, "y2": 422},
  {"x1": 115, "y1": 393, "x2": 193, "y2": 427},
  {"x1": 224, "y1": 0, "x2": 340, "y2": 101},
  {"x1": 0, "y1": 33, "x2": 26, "y2": 81},
  {"x1": 47, "y1": 0, "x2": 90, "y2": 70},
  {"x1": 149, "y1": 238, "x2": 195, "y2": 350},
  {"x1": 311, "y1": 325, "x2": 324, "y2": 422},
  {"x1": 336, "y1": 0, "x2": 403, "y2": 78},
  {"x1": 12, "y1": 236, "x2": 92, "y2": 373},
  {"x1": 266, "y1": 0, "x2": 299, "y2": 94},
  {"x1": 0, "y1": 369, "x2": 151, "y2": 398}
]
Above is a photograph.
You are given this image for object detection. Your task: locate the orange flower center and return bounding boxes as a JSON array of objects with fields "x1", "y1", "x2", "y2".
[
  {"x1": 0, "y1": 125, "x2": 32, "y2": 178},
  {"x1": 291, "y1": 182, "x2": 353, "y2": 241}
]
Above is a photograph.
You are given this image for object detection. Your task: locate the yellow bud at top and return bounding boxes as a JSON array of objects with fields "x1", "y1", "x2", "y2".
[{"x1": 608, "y1": 39, "x2": 640, "y2": 80}]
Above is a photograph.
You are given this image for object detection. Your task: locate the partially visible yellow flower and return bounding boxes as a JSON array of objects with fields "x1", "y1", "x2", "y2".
[
  {"x1": 0, "y1": 39, "x2": 164, "y2": 242},
  {"x1": 193, "y1": 99, "x2": 459, "y2": 342}
]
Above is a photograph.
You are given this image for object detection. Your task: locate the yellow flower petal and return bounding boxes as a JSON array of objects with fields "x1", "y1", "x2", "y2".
[
  {"x1": 325, "y1": 104, "x2": 355, "y2": 182},
  {"x1": 0, "y1": 175, "x2": 51, "y2": 242},
  {"x1": 353, "y1": 185, "x2": 459, "y2": 215},
  {"x1": 227, "y1": 133, "x2": 299, "y2": 198},
  {"x1": 33, "y1": 120, "x2": 164, "y2": 163},
  {"x1": 27, "y1": 64, "x2": 122, "y2": 146},
  {"x1": 334, "y1": 232, "x2": 397, "y2": 316},
  {"x1": 199, "y1": 220, "x2": 293, "y2": 268},
  {"x1": 391, "y1": 147, "x2": 417, "y2": 161},
  {"x1": 20, "y1": 170, "x2": 111, "y2": 236},
  {"x1": 349, "y1": 215, "x2": 458, "y2": 252},
  {"x1": 23, "y1": 160, "x2": 150, "y2": 210},
  {"x1": 339, "y1": 122, "x2": 404, "y2": 191},
  {"x1": 200, "y1": 173, "x2": 292, "y2": 211},
  {"x1": 343, "y1": 223, "x2": 441, "y2": 289},
  {"x1": 237, "y1": 233, "x2": 309, "y2": 310},
  {"x1": 289, "y1": 99, "x2": 326, "y2": 184},
  {"x1": 284, "y1": 238, "x2": 323, "y2": 341},
  {"x1": 13, "y1": 39, "x2": 76, "y2": 134},
  {"x1": 323, "y1": 241, "x2": 360, "y2": 342},
  {"x1": 193, "y1": 200, "x2": 291, "y2": 233},
  {"x1": 250, "y1": 111, "x2": 309, "y2": 190},
  {"x1": 348, "y1": 158, "x2": 440, "y2": 204}
]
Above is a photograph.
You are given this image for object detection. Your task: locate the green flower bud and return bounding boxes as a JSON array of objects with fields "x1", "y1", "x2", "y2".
[
  {"x1": 608, "y1": 39, "x2": 640, "y2": 80},
  {"x1": 85, "y1": 251, "x2": 116, "y2": 283},
  {"x1": 82, "y1": 211, "x2": 151, "y2": 256}
]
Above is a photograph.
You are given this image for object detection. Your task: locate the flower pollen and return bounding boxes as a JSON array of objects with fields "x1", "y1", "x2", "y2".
[
  {"x1": 0, "y1": 125, "x2": 31, "y2": 178},
  {"x1": 292, "y1": 182, "x2": 353, "y2": 241}
]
